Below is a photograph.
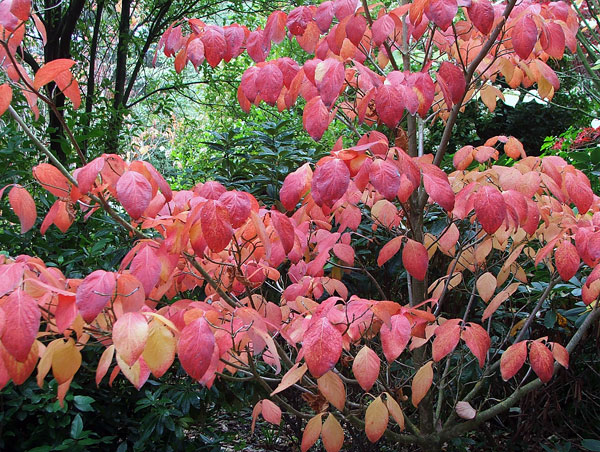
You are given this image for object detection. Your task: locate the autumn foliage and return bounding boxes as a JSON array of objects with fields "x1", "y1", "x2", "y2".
[{"x1": 0, "y1": 0, "x2": 598, "y2": 449}]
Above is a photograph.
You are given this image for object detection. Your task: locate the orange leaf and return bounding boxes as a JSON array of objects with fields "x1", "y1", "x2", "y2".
[
  {"x1": 301, "y1": 414, "x2": 323, "y2": 452},
  {"x1": 33, "y1": 59, "x2": 76, "y2": 90},
  {"x1": 318, "y1": 371, "x2": 346, "y2": 411},
  {"x1": 51, "y1": 338, "x2": 81, "y2": 384},
  {"x1": 321, "y1": 413, "x2": 344, "y2": 452},
  {"x1": 8, "y1": 185, "x2": 36, "y2": 233},
  {"x1": 261, "y1": 399, "x2": 282, "y2": 425},
  {"x1": 411, "y1": 361, "x2": 433, "y2": 407},
  {"x1": 0, "y1": 83, "x2": 12, "y2": 116},
  {"x1": 384, "y1": 394, "x2": 405, "y2": 430},
  {"x1": 96, "y1": 345, "x2": 115, "y2": 386},
  {"x1": 377, "y1": 236, "x2": 403, "y2": 266},
  {"x1": 365, "y1": 395, "x2": 388, "y2": 443},
  {"x1": 352, "y1": 345, "x2": 380, "y2": 391},
  {"x1": 271, "y1": 363, "x2": 307, "y2": 396},
  {"x1": 476, "y1": 272, "x2": 496, "y2": 302}
]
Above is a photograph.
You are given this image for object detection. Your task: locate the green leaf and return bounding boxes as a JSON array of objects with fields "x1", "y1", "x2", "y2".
[
  {"x1": 582, "y1": 439, "x2": 600, "y2": 451},
  {"x1": 73, "y1": 395, "x2": 95, "y2": 412},
  {"x1": 71, "y1": 413, "x2": 83, "y2": 439}
]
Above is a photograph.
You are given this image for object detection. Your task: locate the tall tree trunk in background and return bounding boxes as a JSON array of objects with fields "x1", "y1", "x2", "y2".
[
  {"x1": 82, "y1": 0, "x2": 105, "y2": 156},
  {"x1": 105, "y1": 0, "x2": 132, "y2": 154},
  {"x1": 43, "y1": 0, "x2": 86, "y2": 164}
]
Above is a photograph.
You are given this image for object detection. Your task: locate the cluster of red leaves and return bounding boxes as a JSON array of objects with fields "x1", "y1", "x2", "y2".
[{"x1": 0, "y1": 0, "x2": 592, "y2": 449}]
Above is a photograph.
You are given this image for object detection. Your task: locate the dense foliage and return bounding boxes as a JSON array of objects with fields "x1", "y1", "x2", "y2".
[{"x1": 1, "y1": 0, "x2": 600, "y2": 451}]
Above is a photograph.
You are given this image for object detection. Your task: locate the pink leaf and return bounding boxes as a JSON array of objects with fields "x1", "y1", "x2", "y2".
[{"x1": 116, "y1": 171, "x2": 152, "y2": 220}]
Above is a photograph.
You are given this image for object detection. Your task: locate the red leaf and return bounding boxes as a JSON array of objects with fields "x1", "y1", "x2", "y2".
[
  {"x1": 187, "y1": 38, "x2": 205, "y2": 68},
  {"x1": 461, "y1": 322, "x2": 490, "y2": 367},
  {"x1": 512, "y1": 15, "x2": 537, "y2": 59},
  {"x1": 432, "y1": 318, "x2": 461, "y2": 362},
  {"x1": 280, "y1": 163, "x2": 312, "y2": 210},
  {"x1": 33, "y1": 59, "x2": 75, "y2": 90},
  {"x1": 224, "y1": 26, "x2": 246, "y2": 62},
  {"x1": 554, "y1": 240, "x2": 579, "y2": 281},
  {"x1": 142, "y1": 161, "x2": 172, "y2": 202},
  {"x1": 303, "y1": 96, "x2": 331, "y2": 141},
  {"x1": 425, "y1": 0, "x2": 457, "y2": 31},
  {"x1": 177, "y1": 317, "x2": 215, "y2": 381},
  {"x1": 500, "y1": 341, "x2": 527, "y2": 380},
  {"x1": 437, "y1": 62, "x2": 465, "y2": 108},
  {"x1": 112, "y1": 312, "x2": 148, "y2": 367},
  {"x1": 200, "y1": 200, "x2": 233, "y2": 253},
  {"x1": 421, "y1": 163, "x2": 455, "y2": 211},
  {"x1": 378, "y1": 236, "x2": 403, "y2": 267},
  {"x1": 402, "y1": 238, "x2": 428, "y2": 281},
  {"x1": 370, "y1": 158, "x2": 401, "y2": 200},
  {"x1": 565, "y1": 171, "x2": 593, "y2": 214},
  {"x1": 467, "y1": 0, "x2": 494, "y2": 34},
  {"x1": 333, "y1": 0, "x2": 358, "y2": 20},
  {"x1": 380, "y1": 314, "x2": 411, "y2": 362},
  {"x1": 375, "y1": 85, "x2": 405, "y2": 128},
  {"x1": 0, "y1": 289, "x2": 40, "y2": 361},
  {"x1": 312, "y1": 158, "x2": 350, "y2": 207},
  {"x1": 315, "y1": 1, "x2": 334, "y2": 32},
  {"x1": 76, "y1": 270, "x2": 117, "y2": 323},
  {"x1": 372, "y1": 14, "x2": 395, "y2": 46},
  {"x1": 116, "y1": 171, "x2": 152, "y2": 220},
  {"x1": 219, "y1": 190, "x2": 252, "y2": 228},
  {"x1": 346, "y1": 14, "x2": 367, "y2": 46},
  {"x1": 271, "y1": 363, "x2": 307, "y2": 395},
  {"x1": 303, "y1": 316, "x2": 343, "y2": 378},
  {"x1": 265, "y1": 11, "x2": 288, "y2": 43},
  {"x1": 315, "y1": 58, "x2": 345, "y2": 107},
  {"x1": 130, "y1": 245, "x2": 162, "y2": 295},
  {"x1": 352, "y1": 345, "x2": 381, "y2": 391},
  {"x1": 75, "y1": 157, "x2": 105, "y2": 194},
  {"x1": 0, "y1": 83, "x2": 12, "y2": 116},
  {"x1": 271, "y1": 211, "x2": 295, "y2": 255},
  {"x1": 286, "y1": 6, "x2": 313, "y2": 36},
  {"x1": 257, "y1": 63, "x2": 283, "y2": 105},
  {"x1": 474, "y1": 185, "x2": 506, "y2": 234},
  {"x1": 10, "y1": 0, "x2": 30, "y2": 21},
  {"x1": 529, "y1": 341, "x2": 554, "y2": 383},
  {"x1": 8, "y1": 185, "x2": 36, "y2": 233},
  {"x1": 246, "y1": 29, "x2": 270, "y2": 63},
  {"x1": 201, "y1": 26, "x2": 226, "y2": 67}
]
